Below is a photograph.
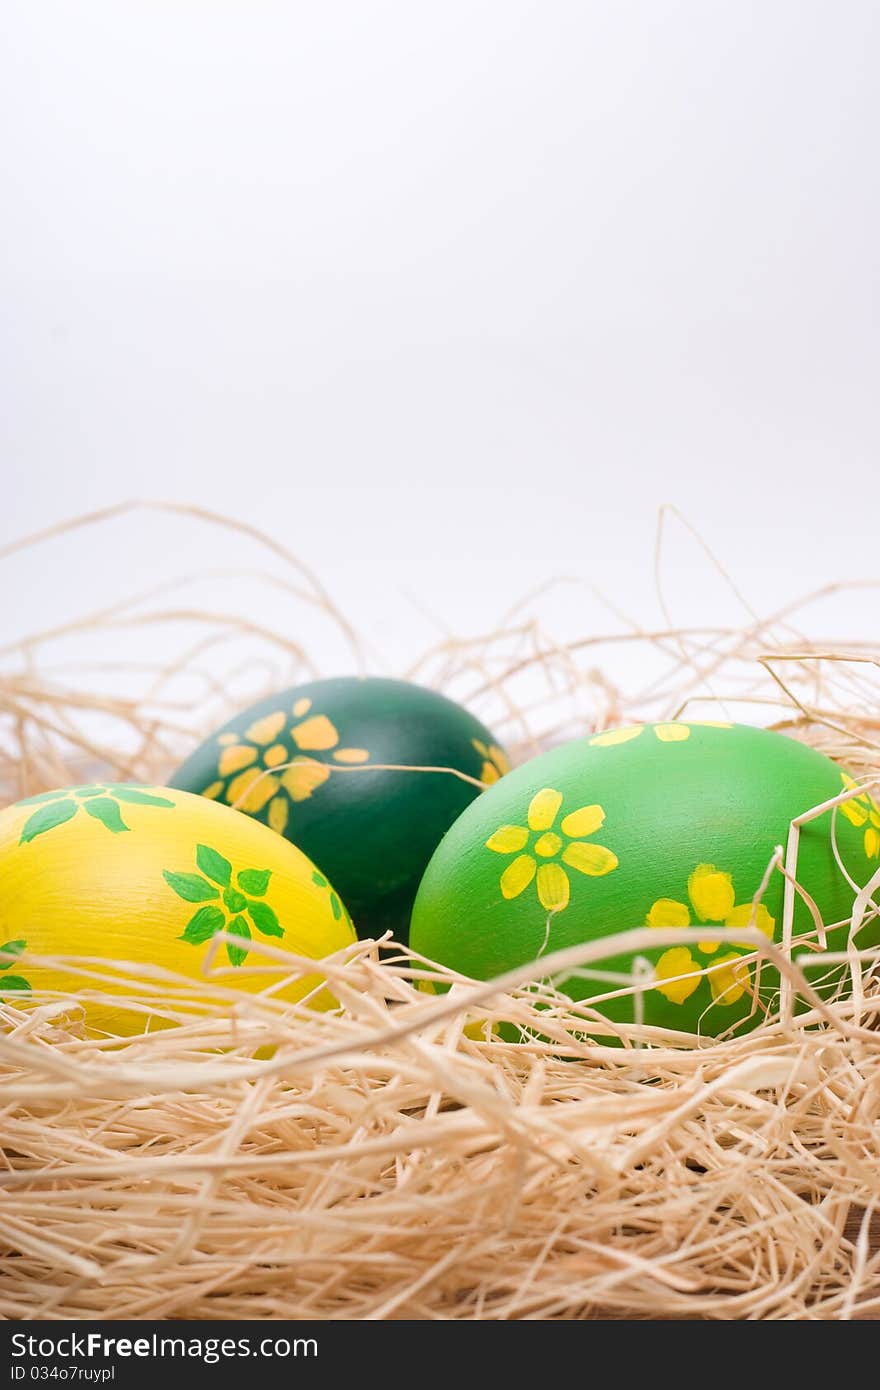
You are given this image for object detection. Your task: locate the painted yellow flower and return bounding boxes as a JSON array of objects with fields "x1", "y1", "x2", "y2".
[
  {"x1": 205, "y1": 697, "x2": 369, "y2": 836},
  {"x1": 486, "y1": 787, "x2": 618, "y2": 913},
  {"x1": 647, "y1": 863, "x2": 775, "y2": 1007},
  {"x1": 589, "y1": 721, "x2": 732, "y2": 748},
  {"x1": 839, "y1": 773, "x2": 880, "y2": 860},
  {"x1": 472, "y1": 739, "x2": 510, "y2": 786}
]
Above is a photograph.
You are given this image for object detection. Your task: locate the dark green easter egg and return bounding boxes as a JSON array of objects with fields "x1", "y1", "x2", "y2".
[
  {"x1": 170, "y1": 677, "x2": 508, "y2": 940},
  {"x1": 409, "y1": 722, "x2": 880, "y2": 1039}
]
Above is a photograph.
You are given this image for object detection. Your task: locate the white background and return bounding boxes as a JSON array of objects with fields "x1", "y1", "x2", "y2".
[{"x1": 2, "y1": 1, "x2": 879, "y2": 672}]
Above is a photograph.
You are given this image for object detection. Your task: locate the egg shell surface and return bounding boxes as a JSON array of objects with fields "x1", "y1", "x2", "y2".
[
  {"x1": 170, "y1": 676, "x2": 509, "y2": 939},
  {"x1": 409, "y1": 722, "x2": 880, "y2": 1038},
  {"x1": 0, "y1": 783, "x2": 356, "y2": 1035}
]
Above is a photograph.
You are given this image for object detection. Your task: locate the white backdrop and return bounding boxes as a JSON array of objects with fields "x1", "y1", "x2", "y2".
[{"x1": 2, "y1": 1, "x2": 879, "y2": 671}]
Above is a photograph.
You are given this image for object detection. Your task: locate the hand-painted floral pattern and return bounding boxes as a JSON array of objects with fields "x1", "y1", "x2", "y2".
[
  {"x1": 0, "y1": 939, "x2": 30, "y2": 994},
  {"x1": 647, "y1": 863, "x2": 775, "y2": 1008},
  {"x1": 310, "y1": 868, "x2": 351, "y2": 927},
  {"x1": 164, "y1": 843, "x2": 285, "y2": 967},
  {"x1": 204, "y1": 697, "x2": 370, "y2": 836},
  {"x1": 839, "y1": 773, "x2": 880, "y2": 860},
  {"x1": 486, "y1": 787, "x2": 618, "y2": 913},
  {"x1": 589, "y1": 721, "x2": 732, "y2": 748},
  {"x1": 18, "y1": 784, "x2": 175, "y2": 845},
  {"x1": 472, "y1": 739, "x2": 510, "y2": 786}
]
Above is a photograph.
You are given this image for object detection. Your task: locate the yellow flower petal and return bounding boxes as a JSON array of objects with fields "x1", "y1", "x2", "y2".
[
  {"x1": 870, "y1": 803, "x2": 880, "y2": 829},
  {"x1": 536, "y1": 863, "x2": 570, "y2": 912},
  {"x1": 654, "y1": 722, "x2": 690, "y2": 742},
  {"x1": 332, "y1": 748, "x2": 370, "y2": 764},
  {"x1": 489, "y1": 745, "x2": 510, "y2": 775},
  {"x1": 562, "y1": 841, "x2": 618, "y2": 877},
  {"x1": 646, "y1": 898, "x2": 690, "y2": 929},
  {"x1": 692, "y1": 720, "x2": 733, "y2": 728},
  {"x1": 292, "y1": 697, "x2": 312, "y2": 717},
  {"x1": 472, "y1": 739, "x2": 489, "y2": 758},
  {"x1": 264, "y1": 743, "x2": 289, "y2": 768},
  {"x1": 486, "y1": 824, "x2": 530, "y2": 854},
  {"x1": 840, "y1": 797, "x2": 869, "y2": 827},
  {"x1": 268, "y1": 794, "x2": 289, "y2": 835},
  {"x1": 560, "y1": 804, "x2": 605, "y2": 837},
  {"x1": 292, "y1": 714, "x2": 339, "y2": 751},
  {"x1": 218, "y1": 732, "x2": 239, "y2": 746},
  {"x1": 480, "y1": 762, "x2": 501, "y2": 785},
  {"x1": 202, "y1": 781, "x2": 224, "y2": 800},
  {"x1": 500, "y1": 854, "x2": 537, "y2": 900},
  {"x1": 708, "y1": 952, "x2": 750, "y2": 1005},
  {"x1": 725, "y1": 902, "x2": 775, "y2": 945},
  {"x1": 534, "y1": 831, "x2": 563, "y2": 858},
  {"x1": 219, "y1": 744, "x2": 258, "y2": 777},
  {"x1": 654, "y1": 948, "x2": 701, "y2": 1004},
  {"x1": 245, "y1": 710, "x2": 286, "y2": 745},
  {"x1": 589, "y1": 725, "x2": 643, "y2": 747},
  {"x1": 865, "y1": 827, "x2": 880, "y2": 859},
  {"x1": 281, "y1": 758, "x2": 331, "y2": 802},
  {"x1": 840, "y1": 773, "x2": 870, "y2": 825},
  {"x1": 688, "y1": 863, "x2": 736, "y2": 923},
  {"x1": 226, "y1": 767, "x2": 279, "y2": 813},
  {"x1": 528, "y1": 788, "x2": 562, "y2": 831}
]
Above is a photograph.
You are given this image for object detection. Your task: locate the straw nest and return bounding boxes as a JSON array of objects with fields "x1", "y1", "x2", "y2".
[{"x1": 1, "y1": 504, "x2": 879, "y2": 1321}]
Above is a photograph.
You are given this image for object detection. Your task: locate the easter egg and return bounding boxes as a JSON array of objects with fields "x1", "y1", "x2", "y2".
[
  {"x1": 170, "y1": 677, "x2": 509, "y2": 939},
  {"x1": 410, "y1": 722, "x2": 880, "y2": 1038},
  {"x1": 0, "y1": 783, "x2": 356, "y2": 1035}
]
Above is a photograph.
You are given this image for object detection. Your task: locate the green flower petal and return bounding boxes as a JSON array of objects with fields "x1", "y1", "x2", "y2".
[
  {"x1": 238, "y1": 868, "x2": 271, "y2": 896},
  {"x1": 226, "y1": 915, "x2": 251, "y2": 966},
  {"x1": 179, "y1": 905, "x2": 226, "y2": 945},
  {"x1": 0, "y1": 941, "x2": 26, "y2": 968},
  {"x1": 112, "y1": 787, "x2": 176, "y2": 808},
  {"x1": 247, "y1": 900, "x2": 283, "y2": 938},
  {"x1": 20, "y1": 799, "x2": 78, "y2": 844},
  {"x1": 196, "y1": 844, "x2": 232, "y2": 887},
  {"x1": 83, "y1": 798, "x2": 130, "y2": 834},
  {"x1": 329, "y1": 892, "x2": 342, "y2": 921},
  {"x1": 311, "y1": 870, "x2": 328, "y2": 887},
  {"x1": 163, "y1": 871, "x2": 219, "y2": 903},
  {"x1": 16, "y1": 791, "x2": 65, "y2": 807},
  {"x1": 0, "y1": 976, "x2": 31, "y2": 993}
]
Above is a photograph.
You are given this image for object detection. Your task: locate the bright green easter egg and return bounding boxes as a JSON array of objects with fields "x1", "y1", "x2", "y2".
[
  {"x1": 170, "y1": 677, "x2": 508, "y2": 940},
  {"x1": 409, "y1": 722, "x2": 880, "y2": 1038}
]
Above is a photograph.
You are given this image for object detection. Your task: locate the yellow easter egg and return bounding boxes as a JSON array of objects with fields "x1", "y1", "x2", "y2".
[{"x1": 0, "y1": 782, "x2": 356, "y2": 1035}]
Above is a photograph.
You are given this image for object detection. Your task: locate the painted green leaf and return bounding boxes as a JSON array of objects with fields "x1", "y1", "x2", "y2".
[
  {"x1": 329, "y1": 892, "x2": 342, "y2": 921},
  {"x1": 112, "y1": 787, "x2": 176, "y2": 809},
  {"x1": 196, "y1": 843, "x2": 232, "y2": 887},
  {"x1": 84, "y1": 798, "x2": 130, "y2": 833},
  {"x1": 179, "y1": 905, "x2": 225, "y2": 945},
  {"x1": 0, "y1": 976, "x2": 31, "y2": 993},
  {"x1": 226, "y1": 915, "x2": 251, "y2": 966},
  {"x1": 0, "y1": 941, "x2": 26, "y2": 967},
  {"x1": 20, "y1": 798, "x2": 78, "y2": 844},
  {"x1": 238, "y1": 868, "x2": 271, "y2": 896},
  {"x1": 17, "y1": 791, "x2": 66, "y2": 807},
  {"x1": 311, "y1": 870, "x2": 328, "y2": 887},
  {"x1": 247, "y1": 900, "x2": 283, "y2": 938},
  {"x1": 163, "y1": 870, "x2": 219, "y2": 903},
  {"x1": 223, "y1": 887, "x2": 247, "y2": 913}
]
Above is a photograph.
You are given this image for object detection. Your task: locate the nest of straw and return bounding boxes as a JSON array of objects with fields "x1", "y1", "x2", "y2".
[{"x1": 2, "y1": 504, "x2": 880, "y2": 1321}]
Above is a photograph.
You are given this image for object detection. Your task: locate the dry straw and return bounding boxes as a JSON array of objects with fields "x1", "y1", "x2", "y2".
[{"x1": 1, "y1": 503, "x2": 880, "y2": 1320}]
